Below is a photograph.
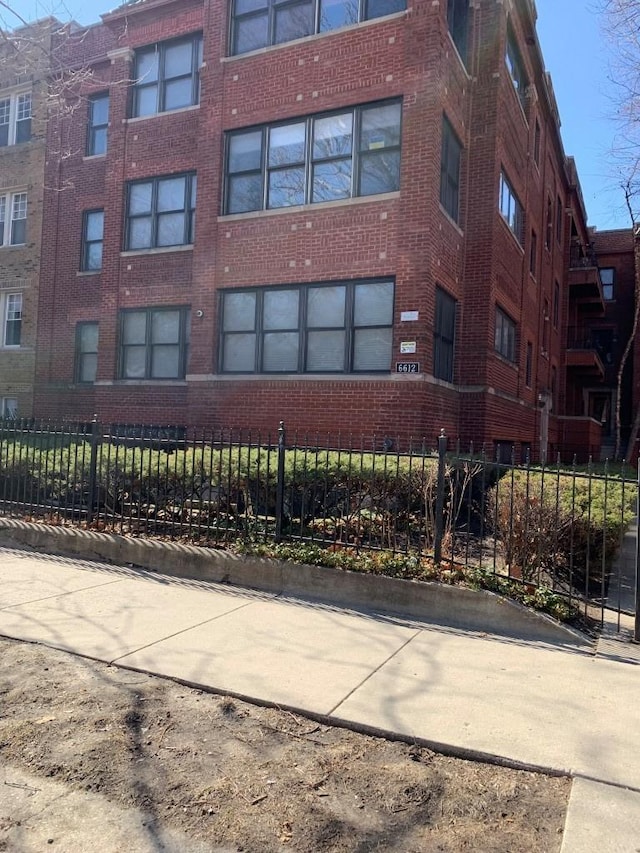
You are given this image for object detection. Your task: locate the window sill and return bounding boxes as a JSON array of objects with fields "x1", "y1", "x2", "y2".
[
  {"x1": 494, "y1": 352, "x2": 518, "y2": 370},
  {"x1": 221, "y1": 10, "x2": 406, "y2": 63},
  {"x1": 498, "y1": 216, "x2": 525, "y2": 253},
  {"x1": 95, "y1": 379, "x2": 188, "y2": 386},
  {"x1": 126, "y1": 104, "x2": 200, "y2": 124},
  {"x1": 438, "y1": 203, "x2": 463, "y2": 236},
  {"x1": 120, "y1": 244, "x2": 194, "y2": 258},
  {"x1": 83, "y1": 153, "x2": 106, "y2": 162},
  {"x1": 76, "y1": 270, "x2": 102, "y2": 277},
  {"x1": 446, "y1": 31, "x2": 470, "y2": 78},
  {"x1": 220, "y1": 191, "x2": 400, "y2": 222},
  {"x1": 0, "y1": 243, "x2": 26, "y2": 250},
  {"x1": 188, "y1": 372, "x2": 398, "y2": 382}
]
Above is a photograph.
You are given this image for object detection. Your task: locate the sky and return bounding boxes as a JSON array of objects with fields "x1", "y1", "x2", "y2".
[{"x1": 13, "y1": 0, "x2": 629, "y2": 230}]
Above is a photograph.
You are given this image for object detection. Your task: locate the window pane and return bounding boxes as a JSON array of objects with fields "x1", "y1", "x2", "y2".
[
  {"x1": 129, "y1": 183, "x2": 153, "y2": 215},
  {"x1": 236, "y1": 0, "x2": 267, "y2": 13},
  {"x1": 269, "y1": 123, "x2": 306, "y2": 166},
  {"x1": 80, "y1": 353, "x2": 98, "y2": 383},
  {"x1": 268, "y1": 167, "x2": 305, "y2": 207},
  {"x1": 366, "y1": 0, "x2": 404, "y2": 18},
  {"x1": 354, "y1": 281, "x2": 393, "y2": 325},
  {"x1": 359, "y1": 150, "x2": 400, "y2": 195},
  {"x1": 158, "y1": 178, "x2": 186, "y2": 212},
  {"x1": 312, "y1": 159, "x2": 352, "y2": 201},
  {"x1": 228, "y1": 174, "x2": 263, "y2": 213},
  {"x1": 0, "y1": 124, "x2": 7, "y2": 147},
  {"x1": 224, "y1": 292, "x2": 256, "y2": 331},
  {"x1": 313, "y1": 113, "x2": 353, "y2": 159},
  {"x1": 319, "y1": 0, "x2": 359, "y2": 31},
  {"x1": 0, "y1": 99, "x2": 9, "y2": 125},
  {"x1": 129, "y1": 217, "x2": 152, "y2": 249},
  {"x1": 360, "y1": 103, "x2": 401, "y2": 150},
  {"x1": 152, "y1": 310, "x2": 181, "y2": 344},
  {"x1": 224, "y1": 333, "x2": 256, "y2": 370},
  {"x1": 135, "y1": 85, "x2": 158, "y2": 117},
  {"x1": 157, "y1": 212, "x2": 186, "y2": 246},
  {"x1": 91, "y1": 128, "x2": 107, "y2": 155},
  {"x1": 275, "y1": 2, "x2": 314, "y2": 43},
  {"x1": 136, "y1": 49, "x2": 159, "y2": 83},
  {"x1": 307, "y1": 330, "x2": 345, "y2": 370},
  {"x1": 16, "y1": 117, "x2": 31, "y2": 143},
  {"x1": 87, "y1": 242, "x2": 103, "y2": 270},
  {"x1": 91, "y1": 96, "x2": 109, "y2": 126},
  {"x1": 80, "y1": 323, "x2": 99, "y2": 351},
  {"x1": 353, "y1": 327, "x2": 392, "y2": 370},
  {"x1": 264, "y1": 289, "x2": 299, "y2": 329},
  {"x1": 124, "y1": 347, "x2": 147, "y2": 378},
  {"x1": 308, "y1": 285, "x2": 345, "y2": 327},
  {"x1": 123, "y1": 312, "x2": 146, "y2": 345},
  {"x1": 263, "y1": 332, "x2": 299, "y2": 371},
  {"x1": 152, "y1": 345, "x2": 180, "y2": 378},
  {"x1": 234, "y1": 15, "x2": 269, "y2": 53},
  {"x1": 86, "y1": 211, "x2": 104, "y2": 241},
  {"x1": 10, "y1": 218, "x2": 26, "y2": 245},
  {"x1": 164, "y1": 41, "x2": 193, "y2": 78},
  {"x1": 2, "y1": 398, "x2": 18, "y2": 418},
  {"x1": 164, "y1": 77, "x2": 194, "y2": 111},
  {"x1": 229, "y1": 131, "x2": 263, "y2": 172}
]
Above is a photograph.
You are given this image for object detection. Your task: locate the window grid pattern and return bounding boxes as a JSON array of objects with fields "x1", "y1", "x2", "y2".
[
  {"x1": 499, "y1": 171, "x2": 523, "y2": 244},
  {"x1": 600, "y1": 267, "x2": 615, "y2": 301},
  {"x1": 75, "y1": 322, "x2": 99, "y2": 383},
  {"x1": 440, "y1": 116, "x2": 461, "y2": 223},
  {"x1": 82, "y1": 210, "x2": 105, "y2": 271},
  {"x1": 119, "y1": 307, "x2": 190, "y2": 380},
  {"x1": 225, "y1": 101, "x2": 401, "y2": 214},
  {"x1": 0, "y1": 191, "x2": 27, "y2": 246},
  {"x1": 87, "y1": 94, "x2": 109, "y2": 156},
  {"x1": 132, "y1": 35, "x2": 203, "y2": 118},
  {"x1": 3, "y1": 292, "x2": 22, "y2": 347},
  {"x1": 125, "y1": 173, "x2": 197, "y2": 251},
  {"x1": 0, "y1": 91, "x2": 31, "y2": 146},
  {"x1": 220, "y1": 280, "x2": 394, "y2": 374},
  {"x1": 495, "y1": 307, "x2": 515, "y2": 362},
  {"x1": 433, "y1": 287, "x2": 456, "y2": 383},
  {"x1": 230, "y1": 0, "x2": 405, "y2": 56}
]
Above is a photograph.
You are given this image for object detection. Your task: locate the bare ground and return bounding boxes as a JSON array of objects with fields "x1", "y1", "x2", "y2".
[{"x1": 0, "y1": 637, "x2": 569, "y2": 852}]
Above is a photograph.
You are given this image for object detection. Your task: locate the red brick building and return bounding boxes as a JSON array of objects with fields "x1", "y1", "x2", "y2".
[{"x1": 32, "y1": 0, "x2": 625, "y2": 458}]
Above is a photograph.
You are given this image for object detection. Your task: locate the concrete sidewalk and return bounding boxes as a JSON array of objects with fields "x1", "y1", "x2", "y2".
[{"x1": 1, "y1": 544, "x2": 639, "y2": 852}]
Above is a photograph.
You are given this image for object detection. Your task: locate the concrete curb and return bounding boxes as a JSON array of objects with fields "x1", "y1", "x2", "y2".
[{"x1": 0, "y1": 518, "x2": 591, "y2": 648}]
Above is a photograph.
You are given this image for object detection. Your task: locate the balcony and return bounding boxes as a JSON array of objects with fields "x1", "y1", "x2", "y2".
[
  {"x1": 568, "y1": 243, "x2": 605, "y2": 312},
  {"x1": 565, "y1": 328, "x2": 605, "y2": 380}
]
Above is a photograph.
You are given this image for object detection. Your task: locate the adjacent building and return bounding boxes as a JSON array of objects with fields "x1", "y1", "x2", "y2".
[{"x1": 24, "y1": 0, "x2": 639, "y2": 458}]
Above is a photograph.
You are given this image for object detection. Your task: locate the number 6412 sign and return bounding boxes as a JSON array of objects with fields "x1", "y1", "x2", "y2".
[{"x1": 396, "y1": 362, "x2": 420, "y2": 373}]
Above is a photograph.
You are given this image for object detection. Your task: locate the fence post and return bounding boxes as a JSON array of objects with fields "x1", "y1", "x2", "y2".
[
  {"x1": 635, "y1": 459, "x2": 640, "y2": 642},
  {"x1": 275, "y1": 421, "x2": 286, "y2": 543},
  {"x1": 434, "y1": 429, "x2": 447, "y2": 565},
  {"x1": 86, "y1": 415, "x2": 101, "y2": 525}
]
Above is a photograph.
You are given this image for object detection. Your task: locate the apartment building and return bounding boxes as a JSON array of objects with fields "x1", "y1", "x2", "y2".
[
  {"x1": 0, "y1": 20, "x2": 56, "y2": 419},
  {"x1": 32, "y1": 0, "x2": 618, "y2": 458}
]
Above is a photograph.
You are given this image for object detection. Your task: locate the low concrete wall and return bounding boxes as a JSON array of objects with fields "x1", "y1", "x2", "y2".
[{"x1": 0, "y1": 519, "x2": 591, "y2": 648}]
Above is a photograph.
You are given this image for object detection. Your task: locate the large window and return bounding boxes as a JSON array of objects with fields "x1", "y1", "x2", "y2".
[
  {"x1": 220, "y1": 279, "x2": 394, "y2": 373},
  {"x1": 1, "y1": 397, "x2": 17, "y2": 419},
  {"x1": 1, "y1": 292, "x2": 22, "y2": 347},
  {"x1": 495, "y1": 307, "x2": 515, "y2": 362},
  {"x1": 440, "y1": 116, "x2": 461, "y2": 223},
  {"x1": 87, "y1": 93, "x2": 109, "y2": 155},
  {"x1": 499, "y1": 171, "x2": 523, "y2": 244},
  {"x1": 0, "y1": 91, "x2": 31, "y2": 146},
  {"x1": 447, "y1": 0, "x2": 469, "y2": 63},
  {"x1": 81, "y1": 210, "x2": 104, "y2": 271},
  {"x1": 225, "y1": 101, "x2": 401, "y2": 214},
  {"x1": 505, "y1": 29, "x2": 527, "y2": 111},
  {"x1": 0, "y1": 191, "x2": 27, "y2": 246},
  {"x1": 433, "y1": 287, "x2": 456, "y2": 382},
  {"x1": 600, "y1": 267, "x2": 615, "y2": 301},
  {"x1": 119, "y1": 307, "x2": 190, "y2": 380},
  {"x1": 76, "y1": 322, "x2": 99, "y2": 383},
  {"x1": 230, "y1": 0, "x2": 404, "y2": 55},
  {"x1": 132, "y1": 35, "x2": 203, "y2": 118},
  {"x1": 125, "y1": 173, "x2": 196, "y2": 250}
]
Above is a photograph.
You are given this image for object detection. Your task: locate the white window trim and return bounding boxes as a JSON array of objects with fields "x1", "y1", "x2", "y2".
[
  {"x1": 0, "y1": 190, "x2": 27, "y2": 247},
  {"x1": 0, "y1": 89, "x2": 32, "y2": 147},
  {"x1": 1, "y1": 291, "x2": 22, "y2": 348}
]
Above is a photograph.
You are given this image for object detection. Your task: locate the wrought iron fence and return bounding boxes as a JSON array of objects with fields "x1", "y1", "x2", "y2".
[{"x1": 0, "y1": 418, "x2": 637, "y2": 628}]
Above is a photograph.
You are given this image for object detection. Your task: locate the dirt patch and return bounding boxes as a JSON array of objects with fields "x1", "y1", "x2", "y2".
[{"x1": 0, "y1": 637, "x2": 569, "y2": 852}]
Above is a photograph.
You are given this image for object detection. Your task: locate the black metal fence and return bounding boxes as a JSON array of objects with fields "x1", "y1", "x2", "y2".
[{"x1": 0, "y1": 418, "x2": 637, "y2": 629}]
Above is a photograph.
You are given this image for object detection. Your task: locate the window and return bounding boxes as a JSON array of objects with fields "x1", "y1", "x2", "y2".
[
  {"x1": 495, "y1": 307, "x2": 515, "y2": 362},
  {"x1": 434, "y1": 287, "x2": 456, "y2": 382},
  {"x1": 499, "y1": 171, "x2": 523, "y2": 244},
  {"x1": 440, "y1": 116, "x2": 462, "y2": 223},
  {"x1": 2, "y1": 292, "x2": 22, "y2": 347},
  {"x1": 545, "y1": 195, "x2": 553, "y2": 249},
  {"x1": 119, "y1": 307, "x2": 190, "y2": 379},
  {"x1": 553, "y1": 281, "x2": 560, "y2": 328},
  {"x1": 556, "y1": 195, "x2": 563, "y2": 244},
  {"x1": 529, "y1": 229, "x2": 537, "y2": 277},
  {"x1": 0, "y1": 191, "x2": 27, "y2": 246},
  {"x1": 125, "y1": 173, "x2": 196, "y2": 250},
  {"x1": 505, "y1": 30, "x2": 527, "y2": 111},
  {"x1": 1, "y1": 397, "x2": 17, "y2": 419},
  {"x1": 600, "y1": 267, "x2": 615, "y2": 301},
  {"x1": 533, "y1": 118, "x2": 541, "y2": 166},
  {"x1": 132, "y1": 34, "x2": 203, "y2": 118},
  {"x1": 220, "y1": 279, "x2": 394, "y2": 373},
  {"x1": 76, "y1": 323, "x2": 99, "y2": 383},
  {"x1": 447, "y1": 0, "x2": 469, "y2": 63},
  {"x1": 225, "y1": 101, "x2": 401, "y2": 214},
  {"x1": 81, "y1": 210, "x2": 104, "y2": 271},
  {"x1": 525, "y1": 341, "x2": 532, "y2": 387},
  {"x1": 87, "y1": 93, "x2": 109, "y2": 155},
  {"x1": 230, "y1": 0, "x2": 405, "y2": 55},
  {"x1": 0, "y1": 91, "x2": 31, "y2": 146}
]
